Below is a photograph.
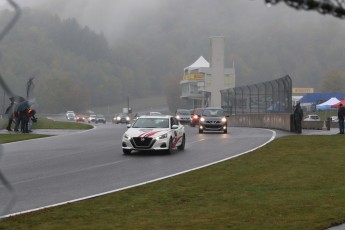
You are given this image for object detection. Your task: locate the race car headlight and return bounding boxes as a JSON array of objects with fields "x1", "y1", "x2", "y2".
[
  {"x1": 176, "y1": 115, "x2": 180, "y2": 119},
  {"x1": 193, "y1": 115, "x2": 198, "y2": 119},
  {"x1": 156, "y1": 133, "x2": 168, "y2": 140},
  {"x1": 221, "y1": 117, "x2": 227, "y2": 122},
  {"x1": 200, "y1": 117, "x2": 205, "y2": 122},
  {"x1": 123, "y1": 134, "x2": 131, "y2": 140},
  {"x1": 126, "y1": 117, "x2": 130, "y2": 121},
  {"x1": 117, "y1": 116, "x2": 121, "y2": 120}
]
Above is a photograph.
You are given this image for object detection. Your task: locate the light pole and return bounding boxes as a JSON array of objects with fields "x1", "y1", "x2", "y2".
[{"x1": 127, "y1": 96, "x2": 129, "y2": 112}]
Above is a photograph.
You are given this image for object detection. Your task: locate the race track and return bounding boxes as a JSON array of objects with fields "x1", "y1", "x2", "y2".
[{"x1": 0, "y1": 123, "x2": 275, "y2": 216}]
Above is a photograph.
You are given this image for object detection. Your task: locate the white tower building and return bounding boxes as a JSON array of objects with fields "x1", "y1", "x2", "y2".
[{"x1": 180, "y1": 36, "x2": 235, "y2": 108}]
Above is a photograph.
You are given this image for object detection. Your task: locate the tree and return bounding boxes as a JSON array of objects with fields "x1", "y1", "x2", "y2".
[
  {"x1": 37, "y1": 76, "x2": 90, "y2": 113},
  {"x1": 321, "y1": 70, "x2": 345, "y2": 92},
  {"x1": 165, "y1": 75, "x2": 182, "y2": 113}
]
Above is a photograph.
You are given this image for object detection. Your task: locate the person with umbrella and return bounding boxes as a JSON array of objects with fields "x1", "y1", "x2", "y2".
[
  {"x1": 16, "y1": 100, "x2": 30, "y2": 133},
  {"x1": 4, "y1": 101, "x2": 14, "y2": 131},
  {"x1": 9, "y1": 96, "x2": 26, "y2": 132}
]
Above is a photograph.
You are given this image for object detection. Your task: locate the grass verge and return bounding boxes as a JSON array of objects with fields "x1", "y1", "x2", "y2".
[
  {"x1": 31, "y1": 118, "x2": 93, "y2": 130},
  {"x1": 0, "y1": 118, "x2": 92, "y2": 143},
  {"x1": 1, "y1": 135, "x2": 345, "y2": 229},
  {"x1": 0, "y1": 134, "x2": 52, "y2": 143}
]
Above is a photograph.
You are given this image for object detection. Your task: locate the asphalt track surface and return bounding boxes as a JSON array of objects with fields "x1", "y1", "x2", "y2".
[{"x1": 0, "y1": 123, "x2": 276, "y2": 217}]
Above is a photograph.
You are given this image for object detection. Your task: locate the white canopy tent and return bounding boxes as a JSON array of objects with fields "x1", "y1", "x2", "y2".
[
  {"x1": 316, "y1": 97, "x2": 340, "y2": 110},
  {"x1": 184, "y1": 56, "x2": 210, "y2": 72}
]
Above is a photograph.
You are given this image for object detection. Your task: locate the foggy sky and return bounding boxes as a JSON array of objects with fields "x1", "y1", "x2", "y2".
[
  {"x1": 1, "y1": 0, "x2": 345, "y2": 90},
  {"x1": 3, "y1": 0, "x2": 169, "y2": 44},
  {"x1": 4, "y1": 0, "x2": 342, "y2": 45}
]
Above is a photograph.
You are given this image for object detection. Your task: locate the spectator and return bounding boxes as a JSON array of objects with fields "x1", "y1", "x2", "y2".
[
  {"x1": 293, "y1": 102, "x2": 303, "y2": 134},
  {"x1": 27, "y1": 109, "x2": 37, "y2": 132},
  {"x1": 337, "y1": 103, "x2": 345, "y2": 134},
  {"x1": 5, "y1": 102, "x2": 14, "y2": 131}
]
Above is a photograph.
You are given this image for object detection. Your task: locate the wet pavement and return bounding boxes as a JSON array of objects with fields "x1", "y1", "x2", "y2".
[
  {"x1": 1, "y1": 127, "x2": 344, "y2": 229},
  {"x1": 0, "y1": 126, "x2": 340, "y2": 136}
]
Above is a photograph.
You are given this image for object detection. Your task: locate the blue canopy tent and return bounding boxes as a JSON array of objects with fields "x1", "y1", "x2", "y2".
[{"x1": 299, "y1": 93, "x2": 345, "y2": 104}]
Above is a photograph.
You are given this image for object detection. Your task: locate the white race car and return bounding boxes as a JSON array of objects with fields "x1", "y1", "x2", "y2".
[{"x1": 122, "y1": 115, "x2": 185, "y2": 155}]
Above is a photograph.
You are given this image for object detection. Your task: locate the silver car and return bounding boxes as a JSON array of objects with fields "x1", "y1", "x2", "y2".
[
  {"x1": 303, "y1": 115, "x2": 320, "y2": 121},
  {"x1": 198, "y1": 107, "x2": 228, "y2": 134},
  {"x1": 66, "y1": 111, "x2": 75, "y2": 120},
  {"x1": 175, "y1": 109, "x2": 191, "y2": 124}
]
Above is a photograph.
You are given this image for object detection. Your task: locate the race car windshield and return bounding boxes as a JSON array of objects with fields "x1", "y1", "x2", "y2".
[
  {"x1": 202, "y1": 109, "x2": 224, "y2": 117},
  {"x1": 177, "y1": 110, "x2": 191, "y2": 115},
  {"x1": 132, "y1": 118, "x2": 169, "y2": 128}
]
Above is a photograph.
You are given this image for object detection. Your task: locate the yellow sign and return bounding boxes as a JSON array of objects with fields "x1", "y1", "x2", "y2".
[
  {"x1": 183, "y1": 74, "x2": 204, "y2": 80},
  {"x1": 292, "y1": 88, "x2": 314, "y2": 94}
]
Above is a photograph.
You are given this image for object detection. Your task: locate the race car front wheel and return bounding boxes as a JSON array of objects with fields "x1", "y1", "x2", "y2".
[
  {"x1": 123, "y1": 149, "x2": 131, "y2": 155},
  {"x1": 177, "y1": 134, "x2": 185, "y2": 151},
  {"x1": 165, "y1": 138, "x2": 173, "y2": 154}
]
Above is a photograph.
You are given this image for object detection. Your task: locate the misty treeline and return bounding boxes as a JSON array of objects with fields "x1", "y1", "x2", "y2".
[
  {"x1": 1, "y1": 1, "x2": 345, "y2": 113},
  {"x1": 0, "y1": 8, "x2": 155, "y2": 113}
]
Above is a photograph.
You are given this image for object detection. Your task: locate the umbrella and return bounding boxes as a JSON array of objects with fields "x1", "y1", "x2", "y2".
[
  {"x1": 331, "y1": 99, "x2": 345, "y2": 108},
  {"x1": 9, "y1": 95, "x2": 25, "y2": 103},
  {"x1": 16, "y1": 100, "x2": 30, "y2": 112}
]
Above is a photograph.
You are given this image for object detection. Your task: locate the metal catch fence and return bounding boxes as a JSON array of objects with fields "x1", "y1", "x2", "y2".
[{"x1": 221, "y1": 75, "x2": 292, "y2": 115}]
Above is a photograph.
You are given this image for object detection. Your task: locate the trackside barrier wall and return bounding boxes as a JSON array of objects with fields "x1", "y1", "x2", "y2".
[
  {"x1": 227, "y1": 113, "x2": 331, "y2": 132},
  {"x1": 302, "y1": 120, "x2": 330, "y2": 130},
  {"x1": 228, "y1": 113, "x2": 293, "y2": 131}
]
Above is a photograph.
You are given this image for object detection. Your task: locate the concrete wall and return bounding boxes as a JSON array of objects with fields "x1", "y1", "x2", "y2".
[
  {"x1": 330, "y1": 121, "x2": 340, "y2": 128},
  {"x1": 228, "y1": 113, "x2": 332, "y2": 132},
  {"x1": 228, "y1": 113, "x2": 292, "y2": 131},
  {"x1": 302, "y1": 121, "x2": 328, "y2": 130}
]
